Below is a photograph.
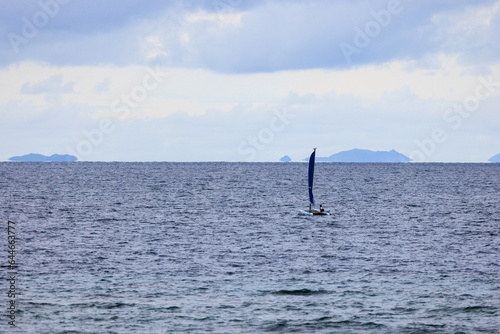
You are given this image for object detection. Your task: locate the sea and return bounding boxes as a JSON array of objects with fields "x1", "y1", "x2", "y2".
[{"x1": 0, "y1": 162, "x2": 499, "y2": 333}]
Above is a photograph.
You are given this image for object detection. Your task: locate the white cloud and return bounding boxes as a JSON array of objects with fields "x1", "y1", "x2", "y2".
[
  {"x1": 185, "y1": 10, "x2": 243, "y2": 26},
  {"x1": 21, "y1": 74, "x2": 75, "y2": 94}
]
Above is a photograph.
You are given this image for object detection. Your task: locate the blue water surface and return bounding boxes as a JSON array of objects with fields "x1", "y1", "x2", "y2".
[{"x1": 0, "y1": 162, "x2": 499, "y2": 333}]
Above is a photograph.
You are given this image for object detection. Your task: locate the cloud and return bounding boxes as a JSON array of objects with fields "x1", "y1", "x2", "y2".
[
  {"x1": 20, "y1": 74, "x2": 75, "y2": 105},
  {"x1": 165, "y1": 0, "x2": 500, "y2": 73},
  {"x1": 2, "y1": 74, "x2": 499, "y2": 162},
  {"x1": 429, "y1": 2, "x2": 500, "y2": 66},
  {"x1": 1, "y1": 0, "x2": 499, "y2": 73},
  {"x1": 94, "y1": 78, "x2": 110, "y2": 94},
  {"x1": 0, "y1": 0, "x2": 257, "y2": 66},
  {"x1": 21, "y1": 74, "x2": 74, "y2": 94},
  {"x1": 80, "y1": 89, "x2": 450, "y2": 162}
]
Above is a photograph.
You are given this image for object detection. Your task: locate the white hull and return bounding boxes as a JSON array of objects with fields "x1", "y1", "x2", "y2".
[{"x1": 298, "y1": 210, "x2": 331, "y2": 216}]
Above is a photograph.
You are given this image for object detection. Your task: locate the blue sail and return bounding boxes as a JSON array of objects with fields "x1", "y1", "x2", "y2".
[{"x1": 308, "y1": 149, "x2": 316, "y2": 205}]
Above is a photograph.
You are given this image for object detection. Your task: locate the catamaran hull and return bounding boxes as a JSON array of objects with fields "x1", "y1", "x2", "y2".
[{"x1": 298, "y1": 210, "x2": 331, "y2": 216}]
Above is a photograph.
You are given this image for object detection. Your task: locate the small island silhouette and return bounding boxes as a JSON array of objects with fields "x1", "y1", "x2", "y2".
[
  {"x1": 301, "y1": 149, "x2": 412, "y2": 163},
  {"x1": 489, "y1": 153, "x2": 500, "y2": 163},
  {"x1": 9, "y1": 153, "x2": 78, "y2": 162}
]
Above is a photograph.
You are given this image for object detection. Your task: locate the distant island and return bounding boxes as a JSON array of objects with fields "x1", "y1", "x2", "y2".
[
  {"x1": 305, "y1": 149, "x2": 411, "y2": 162},
  {"x1": 8, "y1": 153, "x2": 78, "y2": 162},
  {"x1": 489, "y1": 153, "x2": 500, "y2": 163},
  {"x1": 280, "y1": 155, "x2": 292, "y2": 162}
]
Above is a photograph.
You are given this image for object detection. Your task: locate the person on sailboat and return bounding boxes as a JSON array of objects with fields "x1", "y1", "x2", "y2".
[{"x1": 320, "y1": 204, "x2": 325, "y2": 212}]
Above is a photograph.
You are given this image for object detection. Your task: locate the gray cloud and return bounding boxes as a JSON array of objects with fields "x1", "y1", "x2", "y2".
[
  {"x1": 159, "y1": 0, "x2": 500, "y2": 72},
  {"x1": 1, "y1": 0, "x2": 499, "y2": 72}
]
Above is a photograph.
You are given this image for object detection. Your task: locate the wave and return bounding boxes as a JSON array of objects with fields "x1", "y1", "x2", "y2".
[{"x1": 270, "y1": 288, "x2": 329, "y2": 296}]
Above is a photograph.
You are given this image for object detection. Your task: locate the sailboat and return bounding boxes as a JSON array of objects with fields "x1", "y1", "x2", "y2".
[{"x1": 299, "y1": 148, "x2": 331, "y2": 216}]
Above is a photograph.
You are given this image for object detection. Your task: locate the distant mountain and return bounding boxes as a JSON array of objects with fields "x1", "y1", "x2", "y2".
[
  {"x1": 9, "y1": 153, "x2": 78, "y2": 162},
  {"x1": 310, "y1": 149, "x2": 411, "y2": 162},
  {"x1": 489, "y1": 153, "x2": 500, "y2": 162},
  {"x1": 280, "y1": 155, "x2": 292, "y2": 162}
]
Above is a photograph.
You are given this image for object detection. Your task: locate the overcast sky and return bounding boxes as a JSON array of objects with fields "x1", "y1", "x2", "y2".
[{"x1": 1, "y1": 0, "x2": 499, "y2": 162}]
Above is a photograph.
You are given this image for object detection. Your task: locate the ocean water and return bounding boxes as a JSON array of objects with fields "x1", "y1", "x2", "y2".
[{"x1": 1, "y1": 162, "x2": 499, "y2": 333}]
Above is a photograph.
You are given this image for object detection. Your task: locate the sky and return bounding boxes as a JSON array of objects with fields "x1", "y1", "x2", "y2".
[{"x1": 1, "y1": 0, "x2": 500, "y2": 162}]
